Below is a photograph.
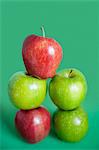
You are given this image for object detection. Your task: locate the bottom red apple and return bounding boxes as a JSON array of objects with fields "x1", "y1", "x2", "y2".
[{"x1": 15, "y1": 106, "x2": 51, "y2": 143}]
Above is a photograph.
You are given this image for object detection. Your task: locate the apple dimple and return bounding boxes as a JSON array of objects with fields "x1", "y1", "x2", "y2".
[
  {"x1": 68, "y1": 70, "x2": 76, "y2": 78},
  {"x1": 61, "y1": 69, "x2": 76, "y2": 79}
]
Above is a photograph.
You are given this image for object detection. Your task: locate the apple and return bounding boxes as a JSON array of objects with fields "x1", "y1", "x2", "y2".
[
  {"x1": 8, "y1": 71, "x2": 46, "y2": 110},
  {"x1": 53, "y1": 107, "x2": 88, "y2": 142},
  {"x1": 22, "y1": 26, "x2": 62, "y2": 79},
  {"x1": 15, "y1": 106, "x2": 51, "y2": 143},
  {"x1": 49, "y1": 68, "x2": 87, "y2": 110}
]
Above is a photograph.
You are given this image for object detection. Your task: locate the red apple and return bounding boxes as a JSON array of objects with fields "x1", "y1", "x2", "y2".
[
  {"x1": 15, "y1": 106, "x2": 51, "y2": 143},
  {"x1": 22, "y1": 27, "x2": 62, "y2": 79}
]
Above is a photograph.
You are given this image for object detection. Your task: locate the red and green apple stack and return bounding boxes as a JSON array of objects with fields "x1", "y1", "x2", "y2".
[
  {"x1": 8, "y1": 27, "x2": 88, "y2": 143},
  {"x1": 8, "y1": 27, "x2": 62, "y2": 143}
]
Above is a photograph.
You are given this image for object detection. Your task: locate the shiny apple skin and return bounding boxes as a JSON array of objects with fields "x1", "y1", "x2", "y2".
[
  {"x1": 22, "y1": 35, "x2": 62, "y2": 79},
  {"x1": 53, "y1": 107, "x2": 88, "y2": 142},
  {"x1": 8, "y1": 72, "x2": 46, "y2": 110},
  {"x1": 15, "y1": 107, "x2": 51, "y2": 143},
  {"x1": 49, "y1": 68, "x2": 87, "y2": 110}
]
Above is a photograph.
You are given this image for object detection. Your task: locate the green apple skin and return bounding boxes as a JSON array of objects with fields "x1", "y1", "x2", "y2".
[
  {"x1": 53, "y1": 107, "x2": 88, "y2": 142},
  {"x1": 8, "y1": 72, "x2": 46, "y2": 110},
  {"x1": 49, "y1": 68, "x2": 87, "y2": 110}
]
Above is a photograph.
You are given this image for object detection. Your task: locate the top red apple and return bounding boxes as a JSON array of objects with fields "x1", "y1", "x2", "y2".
[{"x1": 22, "y1": 27, "x2": 63, "y2": 79}]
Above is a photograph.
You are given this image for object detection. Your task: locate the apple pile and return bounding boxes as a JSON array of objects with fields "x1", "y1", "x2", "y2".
[
  {"x1": 8, "y1": 26, "x2": 62, "y2": 143},
  {"x1": 8, "y1": 26, "x2": 88, "y2": 143}
]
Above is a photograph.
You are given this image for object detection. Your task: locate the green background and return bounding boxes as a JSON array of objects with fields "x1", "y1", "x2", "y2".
[{"x1": 0, "y1": 0, "x2": 99, "y2": 149}]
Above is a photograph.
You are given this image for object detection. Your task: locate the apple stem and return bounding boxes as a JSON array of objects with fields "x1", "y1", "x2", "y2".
[
  {"x1": 69, "y1": 70, "x2": 73, "y2": 77},
  {"x1": 41, "y1": 26, "x2": 45, "y2": 37}
]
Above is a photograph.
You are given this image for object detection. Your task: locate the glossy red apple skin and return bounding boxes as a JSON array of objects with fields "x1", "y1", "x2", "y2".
[
  {"x1": 15, "y1": 107, "x2": 51, "y2": 143},
  {"x1": 22, "y1": 35, "x2": 62, "y2": 79}
]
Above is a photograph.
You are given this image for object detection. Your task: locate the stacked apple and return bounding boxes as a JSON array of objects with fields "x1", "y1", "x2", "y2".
[
  {"x1": 8, "y1": 27, "x2": 88, "y2": 143},
  {"x1": 8, "y1": 27, "x2": 62, "y2": 143},
  {"x1": 49, "y1": 68, "x2": 88, "y2": 142}
]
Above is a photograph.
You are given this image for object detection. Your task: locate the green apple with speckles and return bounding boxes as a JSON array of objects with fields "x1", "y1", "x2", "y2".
[
  {"x1": 8, "y1": 72, "x2": 46, "y2": 110},
  {"x1": 53, "y1": 107, "x2": 88, "y2": 142},
  {"x1": 49, "y1": 68, "x2": 87, "y2": 110}
]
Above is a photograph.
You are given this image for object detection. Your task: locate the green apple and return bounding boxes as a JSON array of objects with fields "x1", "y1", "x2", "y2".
[
  {"x1": 8, "y1": 72, "x2": 46, "y2": 110},
  {"x1": 53, "y1": 107, "x2": 88, "y2": 142},
  {"x1": 49, "y1": 68, "x2": 87, "y2": 110}
]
